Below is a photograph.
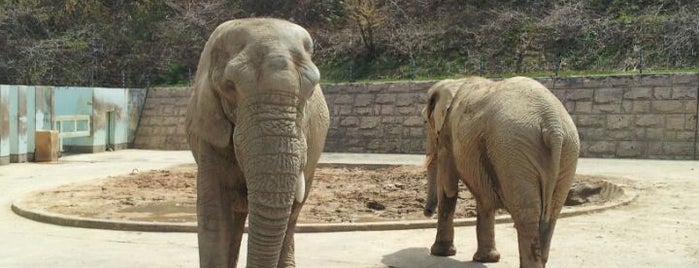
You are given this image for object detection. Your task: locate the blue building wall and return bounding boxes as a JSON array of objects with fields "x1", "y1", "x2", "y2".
[
  {"x1": 25, "y1": 86, "x2": 36, "y2": 160},
  {"x1": 0, "y1": 86, "x2": 140, "y2": 165},
  {"x1": 92, "y1": 88, "x2": 129, "y2": 150},
  {"x1": 8, "y1": 86, "x2": 21, "y2": 162},
  {"x1": 8, "y1": 86, "x2": 32, "y2": 162},
  {"x1": 53, "y1": 87, "x2": 93, "y2": 116},
  {"x1": 35, "y1": 86, "x2": 54, "y2": 130},
  {"x1": 54, "y1": 87, "x2": 94, "y2": 150},
  {"x1": 0, "y1": 87, "x2": 9, "y2": 164}
]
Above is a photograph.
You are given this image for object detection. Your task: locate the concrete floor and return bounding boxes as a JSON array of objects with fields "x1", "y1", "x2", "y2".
[{"x1": 1, "y1": 150, "x2": 697, "y2": 267}]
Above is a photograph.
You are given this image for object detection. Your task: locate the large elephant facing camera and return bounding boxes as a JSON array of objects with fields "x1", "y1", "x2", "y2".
[
  {"x1": 186, "y1": 18, "x2": 329, "y2": 268},
  {"x1": 423, "y1": 77, "x2": 579, "y2": 268}
]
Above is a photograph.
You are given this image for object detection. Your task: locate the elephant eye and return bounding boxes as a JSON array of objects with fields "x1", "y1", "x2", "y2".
[
  {"x1": 223, "y1": 79, "x2": 237, "y2": 93},
  {"x1": 291, "y1": 50, "x2": 309, "y2": 64},
  {"x1": 303, "y1": 38, "x2": 314, "y2": 55}
]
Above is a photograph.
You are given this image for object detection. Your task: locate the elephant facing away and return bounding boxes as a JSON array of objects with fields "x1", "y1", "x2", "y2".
[
  {"x1": 422, "y1": 76, "x2": 579, "y2": 268},
  {"x1": 186, "y1": 18, "x2": 329, "y2": 268}
]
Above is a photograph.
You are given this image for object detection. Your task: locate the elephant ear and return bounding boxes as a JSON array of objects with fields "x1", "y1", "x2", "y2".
[
  {"x1": 187, "y1": 79, "x2": 233, "y2": 148},
  {"x1": 425, "y1": 80, "x2": 457, "y2": 137}
]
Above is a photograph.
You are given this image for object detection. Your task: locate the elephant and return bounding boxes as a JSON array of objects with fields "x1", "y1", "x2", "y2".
[
  {"x1": 422, "y1": 76, "x2": 579, "y2": 268},
  {"x1": 185, "y1": 18, "x2": 329, "y2": 268}
]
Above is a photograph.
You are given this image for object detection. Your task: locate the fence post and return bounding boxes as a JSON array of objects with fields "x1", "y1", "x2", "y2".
[
  {"x1": 478, "y1": 54, "x2": 484, "y2": 76},
  {"x1": 554, "y1": 53, "x2": 561, "y2": 78},
  {"x1": 410, "y1": 57, "x2": 416, "y2": 80},
  {"x1": 639, "y1": 47, "x2": 644, "y2": 74},
  {"x1": 348, "y1": 59, "x2": 354, "y2": 82},
  {"x1": 348, "y1": 38, "x2": 354, "y2": 82},
  {"x1": 121, "y1": 70, "x2": 126, "y2": 88},
  {"x1": 188, "y1": 67, "x2": 193, "y2": 86}
]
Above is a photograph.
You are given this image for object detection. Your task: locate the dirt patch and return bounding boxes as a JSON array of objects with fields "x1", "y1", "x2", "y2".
[{"x1": 21, "y1": 165, "x2": 623, "y2": 224}]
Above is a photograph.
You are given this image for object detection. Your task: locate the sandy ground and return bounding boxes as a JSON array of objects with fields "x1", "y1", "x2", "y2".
[
  {"x1": 0, "y1": 151, "x2": 697, "y2": 267},
  {"x1": 21, "y1": 164, "x2": 617, "y2": 224}
]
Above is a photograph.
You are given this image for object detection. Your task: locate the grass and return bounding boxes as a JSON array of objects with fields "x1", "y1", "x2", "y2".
[{"x1": 320, "y1": 63, "x2": 699, "y2": 84}]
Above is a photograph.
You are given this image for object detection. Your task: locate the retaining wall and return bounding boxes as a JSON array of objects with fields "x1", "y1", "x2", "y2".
[
  {"x1": 132, "y1": 73, "x2": 699, "y2": 159},
  {"x1": 132, "y1": 88, "x2": 191, "y2": 150},
  {"x1": 545, "y1": 74, "x2": 699, "y2": 159}
]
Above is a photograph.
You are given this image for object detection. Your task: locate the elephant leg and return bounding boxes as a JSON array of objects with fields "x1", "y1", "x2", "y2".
[
  {"x1": 513, "y1": 218, "x2": 544, "y2": 268},
  {"x1": 431, "y1": 189, "x2": 457, "y2": 256},
  {"x1": 226, "y1": 211, "x2": 247, "y2": 266},
  {"x1": 538, "y1": 187, "x2": 568, "y2": 266},
  {"x1": 541, "y1": 171, "x2": 575, "y2": 264},
  {"x1": 431, "y1": 158, "x2": 459, "y2": 256},
  {"x1": 540, "y1": 218, "x2": 557, "y2": 265},
  {"x1": 472, "y1": 202, "x2": 500, "y2": 263},
  {"x1": 507, "y1": 189, "x2": 544, "y2": 268},
  {"x1": 277, "y1": 201, "x2": 303, "y2": 268},
  {"x1": 491, "y1": 159, "x2": 545, "y2": 268},
  {"x1": 196, "y1": 140, "x2": 248, "y2": 268}
]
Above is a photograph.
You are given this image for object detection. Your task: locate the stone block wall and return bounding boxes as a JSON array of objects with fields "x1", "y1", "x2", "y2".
[
  {"x1": 539, "y1": 74, "x2": 699, "y2": 159},
  {"x1": 132, "y1": 73, "x2": 699, "y2": 159},
  {"x1": 323, "y1": 82, "x2": 431, "y2": 153},
  {"x1": 127, "y1": 88, "x2": 147, "y2": 147},
  {"x1": 132, "y1": 88, "x2": 191, "y2": 150}
]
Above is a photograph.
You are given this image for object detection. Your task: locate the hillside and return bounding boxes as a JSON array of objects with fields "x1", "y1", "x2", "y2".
[{"x1": 1, "y1": 0, "x2": 698, "y2": 86}]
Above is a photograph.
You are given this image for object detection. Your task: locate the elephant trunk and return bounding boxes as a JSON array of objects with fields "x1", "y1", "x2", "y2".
[
  {"x1": 233, "y1": 94, "x2": 306, "y2": 268},
  {"x1": 423, "y1": 126, "x2": 439, "y2": 217},
  {"x1": 424, "y1": 153, "x2": 438, "y2": 217}
]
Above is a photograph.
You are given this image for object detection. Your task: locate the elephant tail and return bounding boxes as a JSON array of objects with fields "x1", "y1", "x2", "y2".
[{"x1": 539, "y1": 128, "x2": 564, "y2": 249}]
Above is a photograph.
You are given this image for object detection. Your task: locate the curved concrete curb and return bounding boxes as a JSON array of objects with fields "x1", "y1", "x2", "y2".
[
  {"x1": 11, "y1": 188, "x2": 637, "y2": 233},
  {"x1": 11, "y1": 202, "x2": 197, "y2": 232}
]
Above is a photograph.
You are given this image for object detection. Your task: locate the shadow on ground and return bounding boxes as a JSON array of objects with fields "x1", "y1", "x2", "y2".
[{"x1": 381, "y1": 247, "x2": 487, "y2": 268}]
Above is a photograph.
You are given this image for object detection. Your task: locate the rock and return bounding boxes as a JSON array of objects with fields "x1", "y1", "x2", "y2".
[
  {"x1": 366, "y1": 200, "x2": 386, "y2": 210},
  {"x1": 565, "y1": 181, "x2": 602, "y2": 206}
]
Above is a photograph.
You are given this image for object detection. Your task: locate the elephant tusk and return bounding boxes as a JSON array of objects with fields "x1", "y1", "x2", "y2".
[{"x1": 295, "y1": 172, "x2": 305, "y2": 203}]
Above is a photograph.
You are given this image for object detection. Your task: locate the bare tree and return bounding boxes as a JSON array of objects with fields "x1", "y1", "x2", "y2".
[{"x1": 346, "y1": 0, "x2": 385, "y2": 58}]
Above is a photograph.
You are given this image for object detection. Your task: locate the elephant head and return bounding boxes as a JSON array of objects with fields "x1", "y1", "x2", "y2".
[
  {"x1": 422, "y1": 77, "x2": 491, "y2": 217},
  {"x1": 422, "y1": 79, "x2": 457, "y2": 217},
  {"x1": 187, "y1": 18, "x2": 321, "y2": 267}
]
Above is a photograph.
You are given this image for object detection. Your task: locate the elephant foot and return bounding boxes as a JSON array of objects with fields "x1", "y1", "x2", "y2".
[
  {"x1": 277, "y1": 258, "x2": 295, "y2": 268},
  {"x1": 473, "y1": 248, "x2": 500, "y2": 263},
  {"x1": 518, "y1": 260, "x2": 545, "y2": 268},
  {"x1": 430, "y1": 241, "x2": 457, "y2": 256}
]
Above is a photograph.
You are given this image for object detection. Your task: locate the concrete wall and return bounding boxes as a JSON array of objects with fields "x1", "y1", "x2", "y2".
[
  {"x1": 0, "y1": 86, "x2": 143, "y2": 165},
  {"x1": 92, "y1": 88, "x2": 130, "y2": 151},
  {"x1": 53, "y1": 87, "x2": 134, "y2": 153},
  {"x1": 0, "y1": 88, "x2": 10, "y2": 164},
  {"x1": 54, "y1": 87, "x2": 93, "y2": 151},
  {"x1": 131, "y1": 73, "x2": 699, "y2": 159},
  {"x1": 1, "y1": 85, "x2": 39, "y2": 163},
  {"x1": 35, "y1": 86, "x2": 54, "y2": 130}
]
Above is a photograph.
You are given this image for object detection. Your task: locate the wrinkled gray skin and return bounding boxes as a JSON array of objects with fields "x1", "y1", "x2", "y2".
[
  {"x1": 186, "y1": 18, "x2": 329, "y2": 268},
  {"x1": 423, "y1": 77, "x2": 579, "y2": 268}
]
